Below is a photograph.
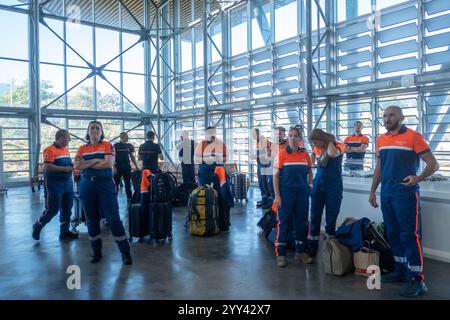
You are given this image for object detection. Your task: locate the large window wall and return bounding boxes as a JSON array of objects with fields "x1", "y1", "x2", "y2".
[
  {"x1": 174, "y1": 0, "x2": 450, "y2": 178},
  {"x1": 0, "y1": 1, "x2": 149, "y2": 185},
  {"x1": 1, "y1": 0, "x2": 450, "y2": 185}
]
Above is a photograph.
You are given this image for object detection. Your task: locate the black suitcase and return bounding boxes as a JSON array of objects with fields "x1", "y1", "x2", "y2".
[
  {"x1": 231, "y1": 172, "x2": 249, "y2": 200},
  {"x1": 149, "y1": 202, "x2": 173, "y2": 242},
  {"x1": 128, "y1": 203, "x2": 149, "y2": 242}
]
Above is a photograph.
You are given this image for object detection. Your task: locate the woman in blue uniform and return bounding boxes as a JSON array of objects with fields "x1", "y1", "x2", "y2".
[
  {"x1": 307, "y1": 129, "x2": 345, "y2": 260},
  {"x1": 273, "y1": 127, "x2": 313, "y2": 267},
  {"x1": 74, "y1": 121, "x2": 132, "y2": 265}
]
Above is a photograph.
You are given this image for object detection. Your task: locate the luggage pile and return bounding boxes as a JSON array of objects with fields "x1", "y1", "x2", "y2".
[
  {"x1": 128, "y1": 170, "x2": 175, "y2": 243},
  {"x1": 327, "y1": 217, "x2": 394, "y2": 276}
]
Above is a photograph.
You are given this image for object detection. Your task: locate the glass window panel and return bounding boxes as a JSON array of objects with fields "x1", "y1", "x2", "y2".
[
  {"x1": 39, "y1": 18, "x2": 64, "y2": 64},
  {"x1": 0, "y1": 10, "x2": 28, "y2": 60},
  {"x1": 181, "y1": 32, "x2": 193, "y2": 72},
  {"x1": 251, "y1": 0, "x2": 271, "y2": 50},
  {"x1": 275, "y1": 0, "x2": 298, "y2": 42},
  {"x1": 122, "y1": 73, "x2": 145, "y2": 112},
  {"x1": 195, "y1": 26, "x2": 204, "y2": 68},
  {"x1": 122, "y1": 33, "x2": 144, "y2": 74},
  {"x1": 66, "y1": 23, "x2": 93, "y2": 67},
  {"x1": 0, "y1": 59, "x2": 29, "y2": 107},
  {"x1": 66, "y1": 67, "x2": 93, "y2": 110},
  {"x1": 231, "y1": 7, "x2": 248, "y2": 56},
  {"x1": 211, "y1": 21, "x2": 222, "y2": 63},
  {"x1": 337, "y1": 0, "x2": 372, "y2": 22},
  {"x1": 95, "y1": 28, "x2": 120, "y2": 71},
  {"x1": 96, "y1": 71, "x2": 121, "y2": 112},
  {"x1": 40, "y1": 64, "x2": 65, "y2": 109}
]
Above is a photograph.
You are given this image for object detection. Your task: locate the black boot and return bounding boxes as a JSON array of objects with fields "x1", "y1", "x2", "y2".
[
  {"x1": 32, "y1": 223, "x2": 43, "y2": 241},
  {"x1": 59, "y1": 231, "x2": 79, "y2": 240},
  {"x1": 90, "y1": 250, "x2": 102, "y2": 264},
  {"x1": 122, "y1": 252, "x2": 133, "y2": 265}
]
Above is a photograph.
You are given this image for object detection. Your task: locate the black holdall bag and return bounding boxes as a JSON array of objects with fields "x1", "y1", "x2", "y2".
[
  {"x1": 149, "y1": 202, "x2": 173, "y2": 242},
  {"x1": 128, "y1": 203, "x2": 149, "y2": 242},
  {"x1": 130, "y1": 170, "x2": 142, "y2": 204},
  {"x1": 257, "y1": 209, "x2": 277, "y2": 238},
  {"x1": 149, "y1": 171, "x2": 176, "y2": 203}
]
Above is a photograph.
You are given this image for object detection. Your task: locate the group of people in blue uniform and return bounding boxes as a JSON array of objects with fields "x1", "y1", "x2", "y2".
[
  {"x1": 31, "y1": 121, "x2": 166, "y2": 266},
  {"x1": 31, "y1": 105, "x2": 438, "y2": 297},
  {"x1": 255, "y1": 105, "x2": 438, "y2": 297}
]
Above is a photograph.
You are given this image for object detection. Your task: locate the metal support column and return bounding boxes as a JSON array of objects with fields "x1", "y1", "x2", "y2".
[
  {"x1": 306, "y1": 0, "x2": 313, "y2": 134},
  {"x1": 29, "y1": 0, "x2": 41, "y2": 180},
  {"x1": 156, "y1": 6, "x2": 162, "y2": 141},
  {"x1": 203, "y1": 0, "x2": 209, "y2": 128}
]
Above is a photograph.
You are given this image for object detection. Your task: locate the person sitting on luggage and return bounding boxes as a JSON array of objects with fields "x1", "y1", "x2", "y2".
[
  {"x1": 138, "y1": 131, "x2": 163, "y2": 174},
  {"x1": 273, "y1": 127, "x2": 313, "y2": 267},
  {"x1": 307, "y1": 129, "x2": 346, "y2": 260},
  {"x1": 32, "y1": 129, "x2": 79, "y2": 241},
  {"x1": 194, "y1": 126, "x2": 227, "y2": 186},
  {"x1": 251, "y1": 128, "x2": 272, "y2": 210},
  {"x1": 267, "y1": 126, "x2": 288, "y2": 210},
  {"x1": 369, "y1": 105, "x2": 438, "y2": 297},
  {"x1": 74, "y1": 120, "x2": 132, "y2": 265},
  {"x1": 114, "y1": 132, "x2": 138, "y2": 201},
  {"x1": 176, "y1": 130, "x2": 196, "y2": 184},
  {"x1": 344, "y1": 121, "x2": 369, "y2": 171}
]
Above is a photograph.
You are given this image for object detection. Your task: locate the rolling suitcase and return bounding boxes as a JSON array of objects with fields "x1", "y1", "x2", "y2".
[
  {"x1": 128, "y1": 203, "x2": 149, "y2": 242},
  {"x1": 231, "y1": 172, "x2": 249, "y2": 201},
  {"x1": 149, "y1": 202, "x2": 173, "y2": 242},
  {"x1": 71, "y1": 192, "x2": 86, "y2": 232}
]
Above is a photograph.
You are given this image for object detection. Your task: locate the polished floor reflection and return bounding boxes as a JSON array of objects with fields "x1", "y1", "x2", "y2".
[{"x1": 0, "y1": 186, "x2": 449, "y2": 300}]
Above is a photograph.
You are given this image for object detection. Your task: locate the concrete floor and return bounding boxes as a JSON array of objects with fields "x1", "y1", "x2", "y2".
[{"x1": 0, "y1": 186, "x2": 449, "y2": 300}]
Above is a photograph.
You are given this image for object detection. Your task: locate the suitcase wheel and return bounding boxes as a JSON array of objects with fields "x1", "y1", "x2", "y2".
[
  {"x1": 138, "y1": 238, "x2": 144, "y2": 243},
  {"x1": 129, "y1": 237, "x2": 133, "y2": 242},
  {"x1": 169, "y1": 234, "x2": 173, "y2": 241}
]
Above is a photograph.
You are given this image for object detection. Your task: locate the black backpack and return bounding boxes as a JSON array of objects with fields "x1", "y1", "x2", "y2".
[
  {"x1": 172, "y1": 182, "x2": 198, "y2": 207},
  {"x1": 149, "y1": 172, "x2": 176, "y2": 203},
  {"x1": 257, "y1": 209, "x2": 278, "y2": 238},
  {"x1": 365, "y1": 223, "x2": 395, "y2": 274},
  {"x1": 130, "y1": 170, "x2": 142, "y2": 204}
]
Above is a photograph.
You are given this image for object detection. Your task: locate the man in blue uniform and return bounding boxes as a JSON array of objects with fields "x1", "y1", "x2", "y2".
[
  {"x1": 369, "y1": 106, "x2": 438, "y2": 297},
  {"x1": 344, "y1": 121, "x2": 369, "y2": 171},
  {"x1": 138, "y1": 131, "x2": 164, "y2": 173},
  {"x1": 114, "y1": 132, "x2": 138, "y2": 201},
  {"x1": 32, "y1": 129, "x2": 79, "y2": 241},
  {"x1": 194, "y1": 127, "x2": 227, "y2": 186}
]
